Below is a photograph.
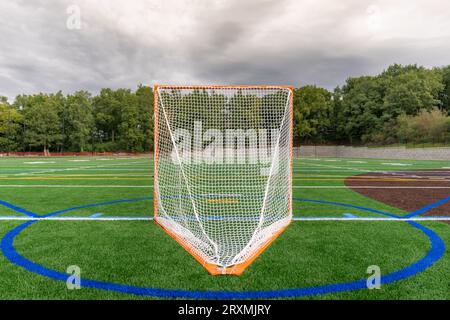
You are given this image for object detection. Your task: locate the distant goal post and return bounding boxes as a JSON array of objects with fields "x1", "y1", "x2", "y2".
[{"x1": 154, "y1": 85, "x2": 294, "y2": 275}]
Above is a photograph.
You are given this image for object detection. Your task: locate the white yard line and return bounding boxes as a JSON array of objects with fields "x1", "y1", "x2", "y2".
[
  {"x1": 0, "y1": 216, "x2": 448, "y2": 221},
  {"x1": 0, "y1": 185, "x2": 152, "y2": 188},
  {"x1": 23, "y1": 161, "x2": 56, "y2": 164},
  {"x1": 0, "y1": 217, "x2": 153, "y2": 221},
  {"x1": 293, "y1": 186, "x2": 450, "y2": 189},
  {"x1": 292, "y1": 175, "x2": 449, "y2": 178},
  {"x1": 301, "y1": 162, "x2": 374, "y2": 173},
  {"x1": 1, "y1": 185, "x2": 449, "y2": 189},
  {"x1": 14, "y1": 160, "x2": 150, "y2": 176},
  {"x1": 292, "y1": 217, "x2": 450, "y2": 221}
]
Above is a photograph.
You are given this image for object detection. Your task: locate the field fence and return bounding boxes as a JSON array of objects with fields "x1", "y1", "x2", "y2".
[
  {"x1": 2, "y1": 146, "x2": 450, "y2": 161},
  {"x1": 295, "y1": 145, "x2": 450, "y2": 161}
]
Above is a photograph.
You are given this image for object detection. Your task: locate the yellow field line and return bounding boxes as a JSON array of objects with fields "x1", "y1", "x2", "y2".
[
  {"x1": 295, "y1": 178, "x2": 450, "y2": 182},
  {"x1": 22, "y1": 173, "x2": 152, "y2": 177},
  {"x1": 0, "y1": 177, "x2": 151, "y2": 181},
  {"x1": 186, "y1": 177, "x2": 449, "y2": 182},
  {"x1": 1, "y1": 177, "x2": 447, "y2": 183},
  {"x1": 207, "y1": 199, "x2": 239, "y2": 203}
]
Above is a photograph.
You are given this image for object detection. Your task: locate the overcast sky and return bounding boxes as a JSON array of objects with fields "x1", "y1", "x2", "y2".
[{"x1": 1, "y1": 0, "x2": 450, "y2": 101}]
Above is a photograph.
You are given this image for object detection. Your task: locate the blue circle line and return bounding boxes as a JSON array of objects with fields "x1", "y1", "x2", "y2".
[
  {"x1": 0, "y1": 197, "x2": 446, "y2": 299},
  {"x1": 42, "y1": 197, "x2": 151, "y2": 217},
  {"x1": 295, "y1": 198, "x2": 399, "y2": 218},
  {"x1": 405, "y1": 196, "x2": 450, "y2": 218},
  {"x1": 0, "y1": 200, "x2": 40, "y2": 218}
]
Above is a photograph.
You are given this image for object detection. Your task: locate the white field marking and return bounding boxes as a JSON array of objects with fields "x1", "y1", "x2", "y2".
[
  {"x1": 200, "y1": 193, "x2": 243, "y2": 197},
  {"x1": 292, "y1": 185, "x2": 450, "y2": 189},
  {"x1": 0, "y1": 185, "x2": 152, "y2": 188},
  {"x1": 292, "y1": 174, "x2": 351, "y2": 177},
  {"x1": 396, "y1": 170, "x2": 450, "y2": 173},
  {"x1": 0, "y1": 217, "x2": 153, "y2": 221},
  {"x1": 14, "y1": 160, "x2": 150, "y2": 176},
  {"x1": 97, "y1": 158, "x2": 114, "y2": 161},
  {"x1": 69, "y1": 168, "x2": 150, "y2": 171},
  {"x1": 291, "y1": 174, "x2": 442, "y2": 178},
  {"x1": 36, "y1": 172, "x2": 447, "y2": 181},
  {"x1": 381, "y1": 163, "x2": 412, "y2": 166},
  {"x1": 68, "y1": 160, "x2": 90, "y2": 162},
  {"x1": 2, "y1": 185, "x2": 450, "y2": 189},
  {"x1": 293, "y1": 175, "x2": 450, "y2": 181},
  {"x1": 442, "y1": 167, "x2": 450, "y2": 169},
  {"x1": 294, "y1": 170, "x2": 366, "y2": 172},
  {"x1": 296, "y1": 166, "x2": 405, "y2": 171},
  {"x1": 361, "y1": 170, "x2": 450, "y2": 174},
  {"x1": 294, "y1": 166, "x2": 385, "y2": 169},
  {"x1": 297, "y1": 160, "x2": 416, "y2": 166},
  {"x1": 295, "y1": 164, "x2": 397, "y2": 168},
  {"x1": 0, "y1": 173, "x2": 152, "y2": 177},
  {"x1": 292, "y1": 217, "x2": 450, "y2": 221},
  {"x1": 23, "y1": 161, "x2": 56, "y2": 164},
  {"x1": 299, "y1": 158, "x2": 370, "y2": 163},
  {"x1": 293, "y1": 170, "x2": 383, "y2": 173},
  {"x1": 5, "y1": 169, "x2": 152, "y2": 175},
  {"x1": 0, "y1": 216, "x2": 449, "y2": 221},
  {"x1": 303, "y1": 162, "x2": 373, "y2": 173}
]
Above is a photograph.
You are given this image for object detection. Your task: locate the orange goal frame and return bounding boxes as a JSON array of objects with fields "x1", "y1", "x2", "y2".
[{"x1": 153, "y1": 84, "x2": 294, "y2": 275}]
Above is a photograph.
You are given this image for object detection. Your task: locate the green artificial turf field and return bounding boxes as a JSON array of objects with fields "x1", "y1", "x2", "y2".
[{"x1": 0, "y1": 156, "x2": 448, "y2": 299}]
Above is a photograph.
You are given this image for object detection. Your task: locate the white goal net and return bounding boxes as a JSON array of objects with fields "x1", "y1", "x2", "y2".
[{"x1": 154, "y1": 85, "x2": 293, "y2": 275}]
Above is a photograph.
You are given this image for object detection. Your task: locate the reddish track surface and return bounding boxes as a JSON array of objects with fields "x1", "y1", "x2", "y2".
[
  {"x1": 345, "y1": 170, "x2": 450, "y2": 220},
  {"x1": 0, "y1": 152, "x2": 152, "y2": 157}
]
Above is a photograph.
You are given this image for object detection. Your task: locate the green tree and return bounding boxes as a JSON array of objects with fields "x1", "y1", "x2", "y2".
[
  {"x1": 331, "y1": 86, "x2": 345, "y2": 141},
  {"x1": 135, "y1": 85, "x2": 154, "y2": 151},
  {"x1": 337, "y1": 64, "x2": 444, "y2": 143},
  {"x1": 293, "y1": 85, "x2": 333, "y2": 143},
  {"x1": 93, "y1": 88, "x2": 123, "y2": 149},
  {"x1": 65, "y1": 91, "x2": 94, "y2": 152},
  {"x1": 396, "y1": 107, "x2": 450, "y2": 143},
  {"x1": 338, "y1": 76, "x2": 384, "y2": 143},
  {"x1": 382, "y1": 64, "x2": 443, "y2": 116},
  {"x1": 0, "y1": 98, "x2": 23, "y2": 152},
  {"x1": 21, "y1": 93, "x2": 62, "y2": 153},
  {"x1": 118, "y1": 90, "x2": 143, "y2": 151},
  {"x1": 440, "y1": 65, "x2": 450, "y2": 114}
]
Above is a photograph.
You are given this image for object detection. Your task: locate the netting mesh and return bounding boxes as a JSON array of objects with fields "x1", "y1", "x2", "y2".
[{"x1": 154, "y1": 86, "x2": 292, "y2": 273}]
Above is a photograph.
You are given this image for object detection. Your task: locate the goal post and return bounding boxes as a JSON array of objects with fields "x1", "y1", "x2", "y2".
[{"x1": 154, "y1": 85, "x2": 293, "y2": 275}]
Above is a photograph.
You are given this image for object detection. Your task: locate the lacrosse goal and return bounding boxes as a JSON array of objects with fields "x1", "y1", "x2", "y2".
[{"x1": 154, "y1": 85, "x2": 293, "y2": 275}]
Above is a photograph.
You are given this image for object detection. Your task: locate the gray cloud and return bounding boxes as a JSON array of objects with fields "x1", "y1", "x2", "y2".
[{"x1": 1, "y1": 0, "x2": 450, "y2": 101}]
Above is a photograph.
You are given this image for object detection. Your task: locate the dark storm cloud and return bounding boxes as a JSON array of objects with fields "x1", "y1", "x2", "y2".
[{"x1": 1, "y1": 0, "x2": 450, "y2": 101}]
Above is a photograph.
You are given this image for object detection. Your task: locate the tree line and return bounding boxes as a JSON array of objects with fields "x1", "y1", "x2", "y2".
[
  {"x1": 0, "y1": 86, "x2": 153, "y2": 153},
  {"x1": 1, "y1": 64, "x2": 450, "y2": 153},
  {"x1": 296, "y1": 64, "x2": 450, "y2": 145}
]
